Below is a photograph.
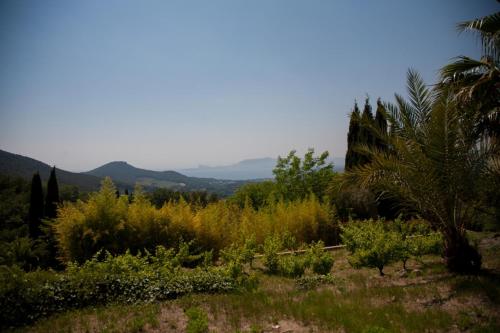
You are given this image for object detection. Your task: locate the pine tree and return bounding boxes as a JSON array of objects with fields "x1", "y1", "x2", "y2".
[
  {"x1": 345, "y1": 102, "x2": 361, "y2": 170},
  {"x1": 28, "y1": 172, "x2": 44, "y2": 238},
  {"x1": 44, "y1": 167, "x2": 60, "y2": 219},
  {"x1": 374, "y1": 98, "x2": 388, "y2": 151}
]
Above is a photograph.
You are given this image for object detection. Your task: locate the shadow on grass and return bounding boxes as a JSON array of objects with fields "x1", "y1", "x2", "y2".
[{"x1": 451, "y1": 269, "x2": 500, "y2": 305}]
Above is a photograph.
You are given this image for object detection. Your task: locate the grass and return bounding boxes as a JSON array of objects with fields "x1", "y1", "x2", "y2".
[{"x1": 10, "y1": 231, "x2": 500, "y2": 333}]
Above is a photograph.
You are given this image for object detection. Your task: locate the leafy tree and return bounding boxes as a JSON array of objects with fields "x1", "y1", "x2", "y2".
[
  {"x1": 230, "y1": 181, "x2": 276, "y2": 209},
  {"x1": 28, "y1": 172, "x2": 44, "y2": 239},
  {"x1": 44, "y1": 167, "x2": 60, "y2": 219},
  {"x1": 0, "y1": 175, "x2": 48, "y2": 270},
  {"x1": 273, "y1": 149, "x2": 334, "y2": 201},
  {"x1": 341, "y1": 219, "x2": 401, "y2": 276},
  {"x1": 345, "y1": 69, "x2": 497, "y2": 273}
]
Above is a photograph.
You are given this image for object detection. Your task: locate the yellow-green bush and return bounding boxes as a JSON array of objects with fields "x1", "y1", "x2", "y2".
[{"x1": 54, "y1": 178, "x2": 339, "y2": 263}]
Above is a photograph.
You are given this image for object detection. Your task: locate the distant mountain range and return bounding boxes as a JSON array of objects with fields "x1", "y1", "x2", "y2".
[
  {"x1": 0, "y1": 149, "x2": 345, "y2": 195},
  {"x1": 0, "y1": 149, "x2": 105, "y2": 191},
  {"x1": 85, "y1": 161, "x2": 247, "y2": 195},
  {"x1": 0, "y1": 150, "x2": 249, "y2": 196},
  {"x1": 179, "y1": 157, "x2": 345, "y2": 180}
]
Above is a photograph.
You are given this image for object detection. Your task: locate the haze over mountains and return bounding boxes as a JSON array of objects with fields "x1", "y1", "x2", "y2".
[
  {"x1": 0, "y1": 149, "x2": 248, "y2": 196},
  {"x1": 0, "y1": 149, "x2": 344, "y2": 195},
  {"x1": 179, "y1": 157, "x2": 345, "y2": 180},
  {"x1": 85, "y1": 161, "x2": 247, "y2": 196}
]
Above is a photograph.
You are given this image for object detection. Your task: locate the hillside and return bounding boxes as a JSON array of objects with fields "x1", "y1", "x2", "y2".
[
  {"x1": 85, "y1": 161, "x2": 249, "y2": 196},
  {"x1": 0, "y1": 150, "x2": 249, "y2": 196},
  {"x1": 0, "y1": 149, "x2": 104, "y2": 191}
]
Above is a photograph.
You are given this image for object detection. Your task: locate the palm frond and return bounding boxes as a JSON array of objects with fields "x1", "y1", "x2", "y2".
[
  {"x1": 407, "y1": 68, "x2": 433, "y2": 125},
  {"x1": 458, "y1": 12, "x2": 500, "y2": 61}
]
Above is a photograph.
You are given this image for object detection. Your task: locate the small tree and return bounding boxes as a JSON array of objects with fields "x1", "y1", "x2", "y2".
[
  {"x1": 273, "y1": 148, "x2": 334, "y2": 202},
  {"x1": 263, "y1": 235, "x2": 282, "y2": 274},
  {"x1": 341, "y1": 219, "x2": 400, "y2": 276}
]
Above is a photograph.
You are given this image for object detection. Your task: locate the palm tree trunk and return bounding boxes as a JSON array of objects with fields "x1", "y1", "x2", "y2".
[{"x1": 443, "y1": 227, "x2": 482, "y2": 273}]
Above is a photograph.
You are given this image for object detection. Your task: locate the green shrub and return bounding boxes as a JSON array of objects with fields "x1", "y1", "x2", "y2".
[
  {"x1": 263, "y1": 235, "x2": 282, "y2": 274},
  {"x1": 185, "y1": 307, "x2": 209, "y2": 333},
  {"x1": 341, "y1": 219, "x2": 401, "y2": 275},
  {"x1": 278, "y1": 254, "x2": 306, "y2": 277},
  {"x1": 408, "y1": 232, "x2": 443, "y2": 258},
  {"x1": 0, "y1": 248, "x2": 237, "y2": 329},
  {"x1": 306, "y1": 241, "x2": 334, "y2": 275}
]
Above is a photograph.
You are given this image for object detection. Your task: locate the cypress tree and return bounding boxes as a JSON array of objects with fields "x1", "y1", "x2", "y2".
[
  {"x1": 374, "y1": 98, "x2": 388, "y2": 151},
  {"x1": 360, "y1": 97, "x2": 375, "y2": 147},
  {"x1": 357, "y1": 98, "x2": 375, "y2": 166},
  {"x1": 345, "y1": 102, "x2": 361, "y2": 170},
  {"x1": 28, "y1": 172, "x2": 44, "y2": 238},
  {"x1": 44, "y1": 166, "x2": 60, "y2": 219}
]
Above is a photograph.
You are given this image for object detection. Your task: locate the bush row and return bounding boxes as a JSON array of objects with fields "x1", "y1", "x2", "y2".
[
  {"x1": 0, "y1": 247, "x2": 236, "y2": 329},
  {"x1": 341, "y1": 218, "x2": 443, "y2": 275},
  {"x1": 263, "y1": 235, "x2": 334, "y2": 277},
  {"x1": 55, "y1": 178, "x2": 339, "y2": 263}
]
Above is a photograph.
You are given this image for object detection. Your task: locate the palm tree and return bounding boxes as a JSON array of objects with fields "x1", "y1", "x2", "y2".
[
  {"x1": 439, "y1": 11, "x2": 500, "y2": 139},
  {"x1": 345, "y1": 69, "x2": 498, "y2": 273}
]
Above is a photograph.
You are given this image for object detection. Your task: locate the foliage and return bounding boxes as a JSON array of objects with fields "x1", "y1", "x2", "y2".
[
  {"x1": 341, "y1": 219, "x2": 401, "y2": 275},
  {"x1": 185, "y1": 307, "x2": 209, "y2": 333},
  {"x1": 55, "y1": 178, "x2": 339, "y2": 263},
  {"x1": 329, "y1": 175, "x2": 378, "y2": 221},
  {"x1": 147, "y1": 188, "x2": 218, "y2": 208},
  {"x1": 0, "y1": 247, "x2": 237, "y2": 329},
  {"x1": 306, "y1": 241, "x2": 334, "y2": 275},
  {"x1": 391, "y1": 218, "x2": 443, "y2": 269},
  {"x1": 345, "y1": 102, "x2": 362, "y2": 170},
  {"x1": 439, "y1": 11, "x2": 499, "y2": 140},
  {"x1": 273, "y1": 148, "x2": 335, "y2": 202},
  {"x1": 230, "y1": 181, "x2": 277, "y2": 209},
  {"x1": 278, "y1": 254, "x2": 307, "y2": 278},
  {"x1": 342, "y1": 218, "x2": 443, "y2": 274},
  {"x1": 344, "y1": 69, "x2": 497, "y2": 273},
  {"x1": 28, "y1": 172, "x2": 44, "y2": 239},
  {"x1": 44, "y1": 167, "x2": 60, "y2": 219},
  {"x1": 263, "y1": 235, "x2": 282, "y2": 274}
]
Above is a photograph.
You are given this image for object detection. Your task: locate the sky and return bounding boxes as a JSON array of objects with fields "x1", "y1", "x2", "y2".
[{"x1": 0, "y1": 0, "x2": 497, "y2": 171}]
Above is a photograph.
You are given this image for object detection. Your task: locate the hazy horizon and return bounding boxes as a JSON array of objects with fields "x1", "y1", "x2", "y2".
[{"x1": 1, "y1": 0, "x2": 496, "y2": 171}]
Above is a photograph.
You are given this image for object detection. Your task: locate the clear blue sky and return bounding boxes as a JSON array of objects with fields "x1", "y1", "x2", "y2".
[{"x1": 0, "y1": 0, "x2": 497, "y2": 171}]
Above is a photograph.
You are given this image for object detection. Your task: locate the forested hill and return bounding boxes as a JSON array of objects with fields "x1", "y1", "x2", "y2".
[
  {"x1": 85, "y1": 161, "x2": 249, "y2": 196},
  {"x1": 0, "y1": 149, "x2": 250, "y2": 196},
  {"x1": 0, "y1": 149, "x2": 103, "y2": 191}
]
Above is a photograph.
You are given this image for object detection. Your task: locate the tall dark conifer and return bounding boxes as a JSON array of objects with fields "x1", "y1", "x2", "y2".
[
  {"x1": 345, "y1": 102, "x2": 361, "y2": 170},
  {"x1": 374, "y1": 98, "x2": 388, "y2": 151},
  {"x1": 360, "y1": 98, "x2": 375, "y2": 147},
  {"x1": 28, "y1": 172, "x2": 44, "y2": 238},
  {"x1": 357, "y1": 98, "x2": 375, "y2": 165},
  {"x1": 44, "y1": 167, "x2": 60, "y2": 219}
]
